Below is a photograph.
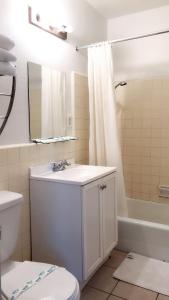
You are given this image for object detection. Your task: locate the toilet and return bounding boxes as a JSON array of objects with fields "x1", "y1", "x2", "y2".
[{"x1": 0, "y1": 191, "x2": 80, "y2": 300}]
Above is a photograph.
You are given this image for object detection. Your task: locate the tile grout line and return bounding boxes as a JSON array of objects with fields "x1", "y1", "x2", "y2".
[
  {"x1": 106, "y1": 293, "x2": 110, "y2": 300},
  {"x1": 114, "y1": 279, "x2": 162, "y2": 296},
  {"x1": 87, "y1": 267, "x2": 119, "y2": 295},
  {"x1": 109, "y1": 293, "x2": 127, "y2": 300},
  {"x1": 110, "y1": 278, "x2": 119, "y2": 293},
  {"x1": 110, "y1": 280, "x2": 129, "y2": 300},
  {"x1": 111, "y1": 293, "x2": 128, "y2": 300},
  {"x1": 86, "y1": 286, "x2": 111, "y2": 296},
  {"x1": 110, "y1": 278, "x2": 160, "y2": 300},
  {"x1": 87, "y1": 283, "x2": 128, "y2": 300},
  {"x1": 104, "y1": 265, "x2": 118, "y2": 271}
]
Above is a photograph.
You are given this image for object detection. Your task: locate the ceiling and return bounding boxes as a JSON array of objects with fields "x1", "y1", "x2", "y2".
[{"x1": 85, "y1": 0, "x2": 169, "y2": 19}]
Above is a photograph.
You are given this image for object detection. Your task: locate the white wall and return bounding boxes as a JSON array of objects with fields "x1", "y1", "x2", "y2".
[
  {"x1": 0, "y1": 0, "x2": 106, "y2": 145},
  {"x1": 107, "y1": 5, "x2": 169, "y2": 81}
]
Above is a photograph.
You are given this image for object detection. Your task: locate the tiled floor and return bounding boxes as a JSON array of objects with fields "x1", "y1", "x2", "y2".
[{"x1": 81, "y1": 249, "x2": 169, "y2": 300}]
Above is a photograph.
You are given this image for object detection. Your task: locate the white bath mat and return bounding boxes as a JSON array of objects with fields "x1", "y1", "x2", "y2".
[{"x1": 113, "y1": 252, "x2": 169, "y2": 296}]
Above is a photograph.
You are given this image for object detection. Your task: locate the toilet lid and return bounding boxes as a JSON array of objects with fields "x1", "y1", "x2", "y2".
[{"x1": 1, "y1": 261, "x2": 79, "y2": 300}]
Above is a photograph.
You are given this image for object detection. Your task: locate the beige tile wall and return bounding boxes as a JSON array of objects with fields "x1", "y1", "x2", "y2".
[
  {"x1": 0, "y1": 72, "x2": 89, "y2": 261},
  {"x1": 116, "y1": 77, "x2": 169, "y2": 203},
  {"x1": 72, "y1": 72, "x2": 89, "y2": 165}
]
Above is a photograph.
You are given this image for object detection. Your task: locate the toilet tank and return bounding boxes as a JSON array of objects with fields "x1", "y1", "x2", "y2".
[{"x1": 0, "y1": 191, "x2": 23, "y2": 262}]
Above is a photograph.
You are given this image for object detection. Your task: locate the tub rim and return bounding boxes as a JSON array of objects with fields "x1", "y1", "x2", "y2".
[{"x1": 118, "y1": 215, "x2": 169, "y2": 231}]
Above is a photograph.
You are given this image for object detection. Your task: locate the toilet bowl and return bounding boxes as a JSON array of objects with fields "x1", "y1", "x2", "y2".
[{"x1": 0, "y1": 191, "x2": 80, "y2": 300}]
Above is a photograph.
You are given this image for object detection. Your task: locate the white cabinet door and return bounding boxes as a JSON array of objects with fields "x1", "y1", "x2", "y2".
[
  {"x1": 102, "y1": 174, "x2": 117, "y2": 258},
  {"x1": 82, "y1": 182, "x2": 103, "y2": 280}
]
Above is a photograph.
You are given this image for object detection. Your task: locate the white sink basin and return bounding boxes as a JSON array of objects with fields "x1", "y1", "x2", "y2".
[{"x1": 30, "y1": 164, "x2": 116, "y2": 185}]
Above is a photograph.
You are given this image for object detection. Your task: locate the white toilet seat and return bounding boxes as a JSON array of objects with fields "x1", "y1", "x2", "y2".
[{"x1": 2, "y1": 261, "x2": 80, "y2": 300}]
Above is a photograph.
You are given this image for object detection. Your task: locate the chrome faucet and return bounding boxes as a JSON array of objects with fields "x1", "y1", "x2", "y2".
[{"x1": 52, "y1": 160, "x2": 71, "y2": 172}]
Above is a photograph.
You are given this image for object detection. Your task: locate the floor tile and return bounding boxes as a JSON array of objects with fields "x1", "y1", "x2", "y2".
[
  {"x1": 88, "y1": 266, "x2": 118, "y2": 293},
  {"x1": 107, "y1": 296, "x2": 124, "y2": 300},
  {"x1": 158, "y1": 295, "x2": 169, "y2": 300},
  {"x1": 104, "y1": 249, "x2": 127, "y2": 270},
  {"x1": 81, "y1": 286, "x2": 109, "y2": 300},
  {"x1": 113, "y1": 281, "x2": 157, "y2": 300}
]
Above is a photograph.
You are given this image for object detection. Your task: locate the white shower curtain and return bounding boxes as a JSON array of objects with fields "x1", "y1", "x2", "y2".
[
  {"x1": 41, "y1": 67, "x2": 66, "y2": 138},
  {"x1": 88, "y1": 43, "x2": 128, "y2": 216}
]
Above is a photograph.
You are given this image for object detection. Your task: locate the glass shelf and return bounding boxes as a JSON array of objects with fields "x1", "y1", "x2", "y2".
[{"x1": 32, "y1": 136, "x2": 78, "y2": 144}]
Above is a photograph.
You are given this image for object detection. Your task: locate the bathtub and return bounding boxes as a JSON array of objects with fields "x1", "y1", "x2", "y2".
[{"x1": 117, "y1": 198, "x2": 169, "y2": 262}]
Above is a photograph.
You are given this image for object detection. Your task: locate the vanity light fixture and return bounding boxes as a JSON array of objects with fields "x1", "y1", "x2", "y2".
[
  {"x1": 28, "y1": 7, "x2": 73, "y2": 40},
  {"x1": 58, "y1": 25, "x2": 74, "y2": 34}
]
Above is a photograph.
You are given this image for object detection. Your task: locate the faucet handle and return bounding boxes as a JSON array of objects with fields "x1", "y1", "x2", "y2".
[
  {"x1": 50, "y1": 160, "x2": 71, "y2": 172},
  {"x1": 62, "y1": 159, "x2": 71, "y2": 166},
  {"x1": 64, "y1": 160, "x2": 71, "y2": 166},
  {"x1": 50, "y1": 161, "x2": 58, "y2": 172}
]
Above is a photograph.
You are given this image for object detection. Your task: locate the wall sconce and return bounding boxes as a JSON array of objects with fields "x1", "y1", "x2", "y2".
[{"x1": 28, "y1": 7, "x2": 73, "y2": 40}]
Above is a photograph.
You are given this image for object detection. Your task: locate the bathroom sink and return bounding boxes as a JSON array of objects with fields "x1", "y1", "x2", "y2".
[{"x1": 30, "y1": 164, "x2": 116, "y2": 185}]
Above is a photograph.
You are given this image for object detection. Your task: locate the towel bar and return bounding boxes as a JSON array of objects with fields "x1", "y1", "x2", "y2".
[{"x1": 0, "y1": 76, "x2": 16, "y2": 135}]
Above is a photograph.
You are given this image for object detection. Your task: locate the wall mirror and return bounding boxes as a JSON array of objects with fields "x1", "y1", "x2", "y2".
[{"x1": 28, "y1": 62, "x2": 76, "y2": 143}]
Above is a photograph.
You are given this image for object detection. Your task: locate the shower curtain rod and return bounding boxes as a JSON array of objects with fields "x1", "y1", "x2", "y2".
[{"x1": 76, "y1": 28, "x2": 169, "y2": 51}]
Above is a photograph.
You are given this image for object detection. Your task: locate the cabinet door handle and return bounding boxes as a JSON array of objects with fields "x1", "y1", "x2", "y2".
[
  {"x1": 99, "y1": 184, "x2": 107, "y2": 190},
  {"x1": 99, "y1": 184, "x2": 104, "y2": 190}
]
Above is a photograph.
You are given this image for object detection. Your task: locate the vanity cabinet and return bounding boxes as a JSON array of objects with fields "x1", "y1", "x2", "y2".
[{"x1": 30, "y1": 165, "x2": 117, "y2": 284}]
